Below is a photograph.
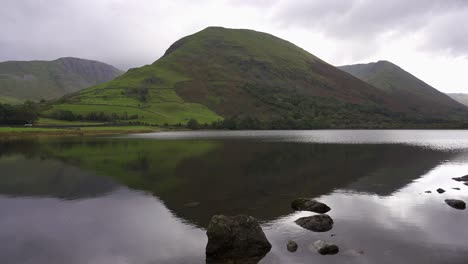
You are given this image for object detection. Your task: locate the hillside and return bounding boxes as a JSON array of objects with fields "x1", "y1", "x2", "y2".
[
  {"x1": 447, "y1": 93, "x2": 468, "y2": 106},
  {"x1": 339, "y1": 61, "x2": 467, "y2": 119},
  {"x1": 46, "y1": 27, "x2": 468, "y2": 128},
  {"x1": 0, "y1": 57, "x2": 123, "y2": 103}
]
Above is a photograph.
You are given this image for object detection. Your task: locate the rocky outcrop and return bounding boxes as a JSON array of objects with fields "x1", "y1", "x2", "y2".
[
  {"x1": 452, "y1": 175, "x2": 468, "y2": 182},
  {"x1": 291, "y1": 198, "x2": 331, "y2": 213},
  {"x1": 206, "y1": 215, "x2": 271, "y2": 263},
  {"x1": 295, "y1": 214, "x2": 334, "y2": 232}
]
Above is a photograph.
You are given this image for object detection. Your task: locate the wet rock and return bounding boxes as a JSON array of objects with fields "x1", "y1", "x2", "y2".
[
  {"x1": 295, "y1": 214, "x2": 334, "y2": 232},
  {"x1": 436, "y1": 188, "x2": 445, "y2": 194},
  {"x1": 452, "y1": 175, "x2": 468, "y2": 182},
  {"x1": 452, "y1": 188, "x2": 461, "y2": 191},
  {"x1": 312, "y1": 240, "x2": 339, "y2": 255},
  {"x1": 465, "y1": 183, "x2": 468, "y2": 186},
  {"x1": 183, "y1": 202, "x2": 200, "y2": 208},
  {"x1": 291, "y1": 198, "x2": 331, "y2": 214},
  {"x1": 445, "y1": 199, "x2": 466, "y2": 210},
  {"x1": 287, "y1": 240, "x2": 298, "y2": 252},
  {"x1": 206, "y1": 215, "x2": 271, "y2": 262},
  {"x1": 425, "y1": 191, "x2": 432, "y2": 193}
]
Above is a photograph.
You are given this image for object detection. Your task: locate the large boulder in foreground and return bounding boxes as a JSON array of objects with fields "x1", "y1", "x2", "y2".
[
  {"x1": 312, "y1": 240, "x2": 339, "y2": 255},
  {"x1": 295, "y1": 214, "x2": 334, "y2": 232},
  {"x1": 291, "y1": 198, "x2": 331, "y2": 213},
  {"x1": 206, "y1": 215, "x2": 271, "y2": 263},
  {"x1": 445, "y1": 199, "x2": 466, "y2": 210}
]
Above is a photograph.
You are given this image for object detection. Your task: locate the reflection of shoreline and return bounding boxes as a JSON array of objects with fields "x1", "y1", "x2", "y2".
[{"x1": 0, "y1": 138, "x2": 457, "y2": 228}]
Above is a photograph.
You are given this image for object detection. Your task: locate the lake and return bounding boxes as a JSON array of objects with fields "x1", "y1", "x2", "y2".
[{"x1": 1, "y1": 130, "x2": 468, "y2": 264}]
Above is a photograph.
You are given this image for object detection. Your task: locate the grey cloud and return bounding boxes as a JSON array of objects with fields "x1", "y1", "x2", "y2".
[{"x1": 273, "y1": 0, "x2": 468, "y2": 56}]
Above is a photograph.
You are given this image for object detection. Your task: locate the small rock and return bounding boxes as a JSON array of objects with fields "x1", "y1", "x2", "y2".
[
  {"x1": 287, "y1": 240, "x2": 298, "y2": 252},
  {"x1": 295, "y1": 214, "x2": 334, "y2": 232},
  {"x1": 452, "y1": 175, "x2": 468, "y2": 182},
  {"x1": 445, "y1": 199, "x2": 466, "y2": 210},
  {"x1": 425, "y1": 191, "x2": 432, "y2": 193},
  {"x1": 206, "y1": 215, "x2": 271, "y2": 262},
  {"x1": 452, "y1": 188, "x2": 461, "y2": 191},
  {"x1": 312, "y1": 240, "x2": 339, "y2": 255},
  {"x1": 183, "y1": 202, "x2": 200, "y2": 208},
  {"x1": 291, "y1": 198, "x2": 331, "y2": 213},
  {"x1": 465, "y1": 183, "x2": 468, "y2": 186},
  {"x1": 437, "y1": 188, "x2": 445, "y2": 194},
  {"x1": 343, "y1": 249, "x2": 365, "y2": 257}
]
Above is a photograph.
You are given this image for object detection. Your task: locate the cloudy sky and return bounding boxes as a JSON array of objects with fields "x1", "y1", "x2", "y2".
[{"x1": 1, "y1": 0, "x2": 468, "y2": 92}]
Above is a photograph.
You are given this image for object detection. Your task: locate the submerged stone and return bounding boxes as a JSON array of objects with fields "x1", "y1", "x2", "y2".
[
  {"x1": 287, "y1": 240, "x2": 298, "y2": 252},
  {"x1": 312, "y1": 240, "x2": 339, "y2": 255},
  {"x1": 206, "y1": 215, "x2": 271, "y2": 262},
  {"x1": 425, "y1": 191, "x2": 432, "y2": 193},
  {"x1": 291, "y1": 198, "x2": 331, "y2": 214},
  {"x1": 452, "y1": 188, "x2": 461, "y2": 191},
  {"x1": 445, "y1": 199, "x2": 466, "y2": 210},
  {"x1": 295, "y1": 214, "x2": 334, "y2": 232}
]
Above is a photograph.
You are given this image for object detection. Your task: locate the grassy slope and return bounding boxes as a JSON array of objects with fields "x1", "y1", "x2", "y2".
[
  {"x1": 339, "y1": 61, "x2": 468, "y2": 119},
  {"x1": 0, "y1": 57, "x2": 122, "y2": 102},
  {"x1": 447, "y1": 93, "x2": 468, "y2": 107},
  {"x1": 48, "y1": 27, "x2": 468, "y2": 127}
]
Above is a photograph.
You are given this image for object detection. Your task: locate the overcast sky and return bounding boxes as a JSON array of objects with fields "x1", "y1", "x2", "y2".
[{"x1": 1, "y1": 0, "x2": 468, "y2": 92}]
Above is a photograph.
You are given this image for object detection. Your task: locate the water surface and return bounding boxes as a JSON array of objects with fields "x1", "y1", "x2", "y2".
[{"x1": 1, "y1": 130, "x2": 468, "y2": 264}]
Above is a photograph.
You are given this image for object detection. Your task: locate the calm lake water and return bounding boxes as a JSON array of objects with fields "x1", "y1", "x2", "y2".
[{"x1": 1, "y1": 130, "x2": 468, "y2": 264}]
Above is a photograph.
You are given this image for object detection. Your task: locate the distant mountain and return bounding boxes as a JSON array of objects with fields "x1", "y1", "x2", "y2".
[
  {"x1": 46, "y1": 27, "x2": 468, "y2": 128},
  {"x1": 339, "y1": 61, "x2": 467, "y2": 119},
  {"x1": 447, "y1": 93, "x2": 468, "y2": 107},
  {"x1": 0, "y1": 57, "x2": 123, "y2": 103}
]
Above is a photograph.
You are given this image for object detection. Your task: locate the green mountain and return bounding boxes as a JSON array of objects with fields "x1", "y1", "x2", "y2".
[
  {"x1": 339, "y1": 61, "x2": 467, "y2": 119},
  {"x1": 46, "y1": 27, "x2": 468, "y2": 127},
  {"x1": 0, "y1": 57, "x2": 123, "y2": 103},
  {"x1": 447, "y1": 93, "x2": 468, "y2": 107}
]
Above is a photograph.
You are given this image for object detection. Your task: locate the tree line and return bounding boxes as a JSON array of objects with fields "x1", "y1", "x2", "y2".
[{"x1": 0, "y1": 101, "x2": 40, "y2": 125}]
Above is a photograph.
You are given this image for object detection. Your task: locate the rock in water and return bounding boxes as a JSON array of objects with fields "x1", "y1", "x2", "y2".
[
  {"x1": 206, "y1": 215, "x2": 272, "y2": 262},
  {"x1": 291, "y1": 198, "x2": 331, "y2": 213},
  {"x1": 452, "y1": 188, "x2": 461, "y2": 191},
  {"x1": 295, "y1": 214, "x2": 334, "y2": 232},
  {"x1": 437, "y1": 188, "x2": 445, "y2": 194},
  {"x1": 312, "y1": 240, "x2": 339, "y2": 255},
  {"x1": 465, "y1": 183, "x2": 468, "y2": 186},
  {"x1": 425, "y1": 191, "x2": 432, "y2": 193},
  {"x1": 445, "y1": 199, "x2": 466, "y2": 210},
  {"x1": 287, "y1": 240, "x2": 298, "y2": 252},
  {"x1": 452, "y1": 175, "x2": 468, "y2": 182}
]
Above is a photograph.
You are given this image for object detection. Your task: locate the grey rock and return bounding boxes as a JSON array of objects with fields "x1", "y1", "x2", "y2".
[
  {"x1": 445, "y1": 199, "x2": 466, "y2": 210},
  {"x1": 425, "y1": 191, "x2": 432, "y2": 193},
  {"x1": 312, "y1": 240, "x2": 339, "y2": 255},
  {"x1": 465, "y1": 183, "x2": 468, "y2": 186},
  {"x1": 206, "y1": 215, "x2": 271, "y2": 262},
  {"x1": 452, "y1": 188, "x2": 461, "y2": 191},
  {"x1": 291, "y1": 198, "x2": 331, "y2": 213},
  {"x1": 437, "y1": 188, "x2": 445, "y2": 194},
  {"x1": 295, "y1": 214, "x2": 334, "y2": 232},
  {"x1": 287, "y1": 240, "x2": 298, "y2": 252},
  {"x1": 452, "y1": 175, "x2": 468, "y2": 182}
]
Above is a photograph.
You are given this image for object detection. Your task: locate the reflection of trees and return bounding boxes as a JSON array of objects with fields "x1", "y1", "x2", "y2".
[{"x1": 0, "y1": 138, "x2": 456, "y2": 227}]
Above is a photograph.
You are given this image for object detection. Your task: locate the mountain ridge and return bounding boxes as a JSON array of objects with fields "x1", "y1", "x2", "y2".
[
  {"x1": 45, "y1": 27, "x2": 468, "y2": 128},
  {"x1": 0, "y1": 57, "x2": 123, "y2": 103}
]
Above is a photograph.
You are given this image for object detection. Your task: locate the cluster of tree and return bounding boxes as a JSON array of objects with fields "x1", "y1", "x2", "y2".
[
  {"x1": 124, "y1": 87, "x2": 149, "y2": 102},
  {"x1": 0, "y1": 101, "x2": 40, "y2": 125},
  {"x1": 49, "y1": 110, "x2": 139, "y2": 122}
]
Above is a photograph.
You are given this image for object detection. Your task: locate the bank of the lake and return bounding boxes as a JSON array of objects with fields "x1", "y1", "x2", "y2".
[{"x1": 0, "y1": 126, "x2": 160, "y2": 140}]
